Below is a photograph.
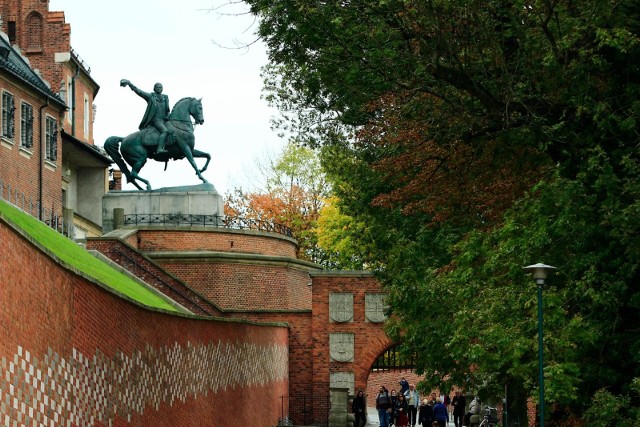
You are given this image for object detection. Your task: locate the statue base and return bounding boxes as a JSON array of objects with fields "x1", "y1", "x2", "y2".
[{"x1": 102, "y1": 183, "x2": 224, "y2": 233}]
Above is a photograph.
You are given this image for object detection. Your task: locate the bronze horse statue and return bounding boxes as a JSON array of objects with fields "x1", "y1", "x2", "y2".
[{"x1": 104, "y1": 97, "x2": 211, "y2": 190}]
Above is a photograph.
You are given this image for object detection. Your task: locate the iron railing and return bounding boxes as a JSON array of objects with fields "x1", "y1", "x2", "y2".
[
  {"x1": 0, "y1": 178, "x2": 74, "y2": 238},
  {"x1": 123, "y1": 213, "x2": 293, "y2": 237},
  {"x1": 0, "y1": 177, "x2": 293, "y2": 240},
  {"x1": 372, "y1": 347, "x2": 417, "y2": 372}
]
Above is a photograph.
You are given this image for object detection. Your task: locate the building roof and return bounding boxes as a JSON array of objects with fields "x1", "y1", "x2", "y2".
[
  {"x1": 0, "y1": 32, "x2": 66, "y2": 108},
  {"x1": 61, "y1": 129, "x2": 112, "y2": 167}
]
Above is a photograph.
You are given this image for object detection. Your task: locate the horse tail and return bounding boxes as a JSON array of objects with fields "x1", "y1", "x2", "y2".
[{"x1": 104, "y1": 136, "x2": 133, "y2": 183}]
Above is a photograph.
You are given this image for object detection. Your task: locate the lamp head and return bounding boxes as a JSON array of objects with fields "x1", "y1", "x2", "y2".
[{"x1": 523, "y1": 263, "x2": 557, "y2": 285}]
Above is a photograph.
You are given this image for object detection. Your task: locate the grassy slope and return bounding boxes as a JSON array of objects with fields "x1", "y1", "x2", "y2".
[{"x1": 0, "y1": 199, "x2": 182, "y2": 313}]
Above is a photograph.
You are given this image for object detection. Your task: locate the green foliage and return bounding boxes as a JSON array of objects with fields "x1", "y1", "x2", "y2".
[
  {"x1": 396, "y1": 165, "x2": 640, "y2": 413},
  {"x1": 315, "y1": 197, "x2": 374, "y2": 269},
  {"x1": 583, "y1": 381, "x2": 640, "y2": 427}
]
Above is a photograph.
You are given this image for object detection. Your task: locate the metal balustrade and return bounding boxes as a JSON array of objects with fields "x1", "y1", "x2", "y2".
[
  {"x1": 124, "y1": 213, "x2": 293, "y2": 237},
  {"x1": 0, "y1": 177, "x2": 293, "y2": 240},
  {"x1": 0, "y1": 177, "x2": 74, "y2": 239}
]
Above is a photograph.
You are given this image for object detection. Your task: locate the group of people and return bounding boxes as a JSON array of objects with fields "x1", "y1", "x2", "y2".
[{"x1": 352, "y1": 376, "x2": 475, "y2": 427}]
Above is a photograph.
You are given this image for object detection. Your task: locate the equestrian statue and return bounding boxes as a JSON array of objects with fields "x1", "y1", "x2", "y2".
[{"x1": 104, "y1": 79, "x2": 211, "y2": 190}]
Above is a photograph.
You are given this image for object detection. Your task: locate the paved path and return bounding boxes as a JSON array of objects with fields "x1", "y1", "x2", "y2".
[{"x1": 365, "y1": 407, "x2": 455, "y2": 426}]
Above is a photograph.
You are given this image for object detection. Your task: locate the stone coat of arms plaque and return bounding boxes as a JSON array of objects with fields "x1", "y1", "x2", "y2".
[
  {"x1": 329, "y1": 332, "x2": 355, "y2": 362},
  {"x1": 329, "y1": 293, "x2": 353, "y2": 323},
  {"x1": 365, "y1": 293, "x2": 387, "y2": 323}
]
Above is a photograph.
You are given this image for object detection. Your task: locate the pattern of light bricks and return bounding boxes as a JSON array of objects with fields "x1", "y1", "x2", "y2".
[{"x1": 0, "y1": 341, "x2": 288, "y2": 426}]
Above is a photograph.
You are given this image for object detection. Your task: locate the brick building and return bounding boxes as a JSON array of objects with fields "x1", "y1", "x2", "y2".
[{"x1": 0, "y1": 0, "x2": 111, "y2": 238}]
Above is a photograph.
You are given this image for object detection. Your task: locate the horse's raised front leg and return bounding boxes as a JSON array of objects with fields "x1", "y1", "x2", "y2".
[
  {"x1": 178, "y1": 142, "x2": 208, "y2": 184},
  {"x1": 192, "y1": 149, "x2": 211, "y2": 173}
]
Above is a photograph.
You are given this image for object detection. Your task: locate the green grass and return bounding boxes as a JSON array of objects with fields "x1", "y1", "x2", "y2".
[{"x1": 0, "y1": 199, "x2": 182, "y2": 313}]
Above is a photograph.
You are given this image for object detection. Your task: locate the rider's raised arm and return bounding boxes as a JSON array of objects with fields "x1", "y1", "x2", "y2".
[{"x1": 120, "y1": 79, "x2": 149, "y2": 100}]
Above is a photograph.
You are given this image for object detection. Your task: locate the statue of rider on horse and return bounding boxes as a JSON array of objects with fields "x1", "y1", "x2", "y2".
[
  {"x1": 103, "y1": 79, "x2": 211, "y2": 191},
  {"x1": 120, "y1": 79, "x2": 173, "y2": 156}
]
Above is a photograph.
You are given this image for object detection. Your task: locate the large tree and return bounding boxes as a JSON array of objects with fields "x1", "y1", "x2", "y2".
[
  {"x1": 248, "y1": 0, "x2": 640, "y2": 219},
  {"x1": 244, "y1": 0, "x2": 640, "y2": 423}
]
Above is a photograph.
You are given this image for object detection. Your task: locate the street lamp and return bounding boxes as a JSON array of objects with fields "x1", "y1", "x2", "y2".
[{"x1": 523, "y1": 263, "x2": 557, "y2": 427}]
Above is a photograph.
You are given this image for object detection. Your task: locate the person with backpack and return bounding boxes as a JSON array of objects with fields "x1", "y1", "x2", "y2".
[{"x1": 376, "y1": 386, "x2": 392, "y2": 427}]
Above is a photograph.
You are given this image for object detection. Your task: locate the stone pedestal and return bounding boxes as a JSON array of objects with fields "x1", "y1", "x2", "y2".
[
  {"x1": 102, "y1": 183, "x2": 224, "y2": 233},
  {"x1": 329, "y1": 387, "x2": 351, "y2": 427}
]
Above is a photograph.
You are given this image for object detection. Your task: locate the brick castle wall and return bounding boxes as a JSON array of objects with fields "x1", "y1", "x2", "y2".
[
  {"x1": 135, "y1": 229, "x2": 298, "y2": 258},
  {"x1": 161, "y1": 261, "x2": 313, "y2": 311},
  {"x1": 0, "y1": 218, "x2": 289, "y2": 427},
  {"x1": 238, "y1": 311, "x2": 314, "y2": 425},
  {"x1": 127, "y1": 228, "x2": 314, "y2": 311}
]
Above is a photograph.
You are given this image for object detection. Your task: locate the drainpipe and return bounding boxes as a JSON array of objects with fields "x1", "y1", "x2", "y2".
[{"x1": 38, "y1": 98, "x2": 49, "y2": 220}]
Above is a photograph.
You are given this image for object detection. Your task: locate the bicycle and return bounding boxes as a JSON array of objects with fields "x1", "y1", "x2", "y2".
[{"x1": 478, "y1": 406, "x2": 499, "y2": 427}]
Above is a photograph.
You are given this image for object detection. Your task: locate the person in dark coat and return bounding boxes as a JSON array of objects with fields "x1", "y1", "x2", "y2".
[
  {"x1": 390, "y1": 389, "x2": 399, "y2": 425},
  {"x1": 400, "y1": 377, "x2": 410, "y2": 394},
  {"x1": 419, "y1": 399, "x2": 434, "y2": 427},
  {"x1": 451, "y1": 391, "x2": 467, "y2": 427},
  {"x1": 352, "y1": 390, "x2": 367, "y2": 427}
]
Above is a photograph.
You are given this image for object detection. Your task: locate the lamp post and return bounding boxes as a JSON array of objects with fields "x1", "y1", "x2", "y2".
[{"x1": 523, "y1": 263, "x2": 557, "y2": 427}]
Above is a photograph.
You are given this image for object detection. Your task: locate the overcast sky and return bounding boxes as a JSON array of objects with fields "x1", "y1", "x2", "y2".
[{"x1": 48, "y1": 0, "x2": 283, "y2": 193}]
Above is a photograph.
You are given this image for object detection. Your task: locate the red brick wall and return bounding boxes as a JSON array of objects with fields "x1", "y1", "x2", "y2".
[
  {"x1": 94, "y1": 228, "x2": 319, "y2": 424},
  {"x1": 237, "y1": 311, "x2": 315, "y2": 425},
  {"x1": 0, "y1": 218, "x2": 289, "y2": 427},
  {"x1": 128, "y1": 228, "x2": 312, "y2": 311},
  {"x1": 136, "y1": 229, "x2": 298, "y2": 258},
  {"x1": 161, "y1": 261, "x2": 313, "y2": 311}
]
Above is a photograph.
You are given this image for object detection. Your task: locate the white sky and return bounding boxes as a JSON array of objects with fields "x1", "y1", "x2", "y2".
[{"x1": 48, "y1": 0, "x2": 283, "y2": 193}]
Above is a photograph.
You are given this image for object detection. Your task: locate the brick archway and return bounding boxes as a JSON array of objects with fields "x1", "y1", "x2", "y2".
[{"x1": 309, "y1": 271, "x2": 394, "y2": 425}]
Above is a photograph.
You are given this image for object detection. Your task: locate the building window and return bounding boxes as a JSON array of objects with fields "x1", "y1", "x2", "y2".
[
  {"x1": 66, "y1": 79, "x2": 73, "y2": 123},
  {"x1": 83, "y1": 94, "x2": 89, "y2": 138},
  {"x1": 8, "y1": 21, "x2": 16, "y2": 44},
  {"x1": 2, "y1": 92, "x2": 15, "y2": 139},
  {"x1": 20, "y1": 102, "x2": 34, "y2": 148},
  {"x1": 45, "y1": 116, "x2": 58, "y2": 161}
]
